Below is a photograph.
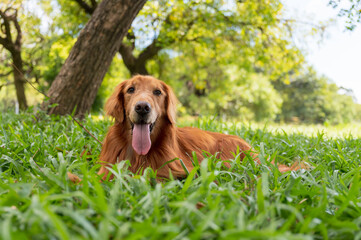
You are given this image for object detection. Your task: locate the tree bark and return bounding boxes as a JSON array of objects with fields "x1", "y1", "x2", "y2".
[
  {"x1": 11, "y1": 50, "x2": 28, "y2": 110},
  {"x1": 46, "y1": 0, "x2": 147, "y2": 118}
]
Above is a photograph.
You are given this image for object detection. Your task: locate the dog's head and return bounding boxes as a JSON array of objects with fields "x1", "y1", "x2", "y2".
[{"x1": 105, "y1": 75, "x2": 177, "y2": 155}]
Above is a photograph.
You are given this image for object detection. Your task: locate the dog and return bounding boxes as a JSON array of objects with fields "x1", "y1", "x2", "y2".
[{"x1": 93, "y1": 75, "x2": 300, "y2": 181}]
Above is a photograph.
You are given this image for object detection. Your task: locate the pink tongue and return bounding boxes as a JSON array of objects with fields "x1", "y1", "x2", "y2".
[{"x1": 132, "y1": 124, "x2": 151, "y2": 155}]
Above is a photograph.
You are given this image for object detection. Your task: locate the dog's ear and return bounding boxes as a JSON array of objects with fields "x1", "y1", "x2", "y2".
[
  {"x1": 105, "y1": 81, "x2": 126, "y2": 122},
  {"x1": 163, "y1": 82, "x2": 178, "y2": 124}
]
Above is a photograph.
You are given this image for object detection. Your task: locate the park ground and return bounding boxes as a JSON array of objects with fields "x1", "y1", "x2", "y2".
[{"x1": 1, "y1": 111, "x2": 361, "y2": 239}]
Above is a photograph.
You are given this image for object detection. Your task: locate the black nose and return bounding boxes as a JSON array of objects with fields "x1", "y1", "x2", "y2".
[{"x1": 135, "y1": 101, "x2": 151, "y2": 115}]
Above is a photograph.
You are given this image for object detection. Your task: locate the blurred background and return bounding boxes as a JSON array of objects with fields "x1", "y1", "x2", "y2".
[{"x1": 1, "y1": 0, "x2": 360, "y2": 125}]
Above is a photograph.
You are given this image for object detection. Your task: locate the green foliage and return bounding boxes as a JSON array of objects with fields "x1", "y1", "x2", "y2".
[
  {"x1": 157, "y1": 57, "x2": 283, "y2": 121},
  {"x1": 0, "y1": 0, "x2": 44, "y2": 106},
  {"x1": 140, "y1": 0, "x2": 304, "y2": 120},
  {"x1": 40, "y1": 0, "x2": 91, "y2": 36},
  {"x1": 32, "y1": 0, "x2": 93, "y2": 88},
  {"x1": 1, "y1": 112, "x2": 361, "y2": 239},
  {"x1": 1, "y1": 0, "x2": 360, "y2": 125},
  {"x1": 1, "y1": 0, "x2": 93, "y2": 98},
  {"x1": 38, "y1": 36, "x2": 76, "y2": 89},
  {"x1": 329, "y1": 0, "x2": 361, "y2": 30},
  {"x1": 274, "y1": 67, "x2": 360, "y2": 124}
]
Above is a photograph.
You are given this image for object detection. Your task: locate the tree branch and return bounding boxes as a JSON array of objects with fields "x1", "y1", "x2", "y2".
[
  {"x1": 0, "y1": 69, "x2": 12, "y2": 77},
  {"x1": 135, "y1": 9, "x2": 195, "y2": 65},
  {"x1": 0, "y1": 36, "x2": 7, "y2": 46},
  {"x1": 90, "y1": 0, "x2": 98, "y2": 9},
  {"x1": 0, "y1": 7, "x2": 22, "y2": 52},
  {"x1": 0, "y1": 9, "x2": 13, "y2": 44},
  {"x1": 0, "y1": 81, "x2": 13, "y2": 90},
  {"x1": 118, "y1": 42, "x2": 137, "y2": 69},
  {"x1": 11, "y1": 9, "x2": 22, "y2": 48},
  {"x1": 73, "y1": 0, "x2": 96, "y2": 14},
  {"x1": 137, "y1": 38, "x2": 162, "y2": 65}
]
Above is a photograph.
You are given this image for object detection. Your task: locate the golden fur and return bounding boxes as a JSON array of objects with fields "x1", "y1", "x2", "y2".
[
  {"x1": 97, "y1": 75, "x2": 297, "y2": 180},
  {"x1": 97, "y1": 75, "x2": 258, "y2": 180}
]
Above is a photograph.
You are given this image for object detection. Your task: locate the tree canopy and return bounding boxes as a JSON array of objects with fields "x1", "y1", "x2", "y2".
[{"x1": 0, "y1": 0, "x2": 360, "y2": 124}]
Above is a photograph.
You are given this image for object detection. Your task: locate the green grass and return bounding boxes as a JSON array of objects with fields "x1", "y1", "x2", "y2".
[{"x1": 1, "y1": 111, "x2": 361, "y2": 239}]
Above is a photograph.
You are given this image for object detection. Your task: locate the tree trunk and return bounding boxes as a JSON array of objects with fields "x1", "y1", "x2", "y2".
[
  {"x1": 0, "y1": 7, "x2": 28, "y2": 110},
  {"x1": 46, "y1": 0, "x2": 147, "y2": 118},
  {"x1": 11, "y1": 50, "x2": 28, "y2": 110}
]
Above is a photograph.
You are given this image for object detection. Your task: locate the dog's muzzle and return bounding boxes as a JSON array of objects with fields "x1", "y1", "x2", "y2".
[
  {"x1": 131, "y1": 101, "x2": 155, "y2": 155},
  {"x1": 135, "y1": 101, "x2": 151, "y2": 119}
]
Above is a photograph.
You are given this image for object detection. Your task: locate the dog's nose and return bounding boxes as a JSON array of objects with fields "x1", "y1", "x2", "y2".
[{"x1": 135, "y1": 101, "x2": 151, "y2": 115}]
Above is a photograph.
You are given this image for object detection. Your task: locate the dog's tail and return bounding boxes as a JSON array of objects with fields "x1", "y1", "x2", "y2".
[
  {"x1": 272, "y1": 160, "x2": 310, "y2": 173},
  {"x1": 254, "y1": 155, "x2": 310, "y2": 173}
]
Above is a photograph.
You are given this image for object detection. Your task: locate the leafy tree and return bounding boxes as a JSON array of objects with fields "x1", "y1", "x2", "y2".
[
  {"x1": 0, "y1": 1, "x2": 46, "y2": 110},
  {"x1": 274, "y1": 67, "x2": 359, "y2": 124},
  {"x1": 139, "y1": 0, "x2": 303, "y2": 120},
  {"x1": 72, "y1": 0, "x2": 199, "y2": 75},
  {"x1": 44, "y1": 0, "x2": 303, "y2": 120},
  {"x1": 2, "y1": 0, "x2": 358, "y2": 124},
  {"x1": 0, "y1": 3, "x2": 28, "y2": 109},
  {"x1": 157, "y1": 56, "x2": 284, "y2": 121},
  {"x1": 72, "y1": 0, "x2": 304, "y2": 77},
  {"x1": 43, "y1": 0, "x2": 147, "y2": 118}
]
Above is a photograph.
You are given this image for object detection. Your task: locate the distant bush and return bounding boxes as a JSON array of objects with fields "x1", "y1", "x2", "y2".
[{"x1": 274, "y1": 67, "x2": 361, "y2": 124}]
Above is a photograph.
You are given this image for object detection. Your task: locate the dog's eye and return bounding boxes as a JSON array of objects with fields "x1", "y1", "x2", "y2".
[
  {"x1": 127, "y1": 87, "x2": 135, "y2": 94},
  {"x1": 153, "y1": 89, "x2": 162, "y2": 96}
]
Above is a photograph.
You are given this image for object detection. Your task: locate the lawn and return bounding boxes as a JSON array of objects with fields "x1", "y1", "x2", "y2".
[{"x1": 1, "y1": 111, "x2": 361, "y2": 239}]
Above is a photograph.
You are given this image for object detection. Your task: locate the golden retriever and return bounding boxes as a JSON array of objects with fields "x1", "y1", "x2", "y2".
[{"x1": 94, "y1": 75, "x2": 297, "y2": 181}]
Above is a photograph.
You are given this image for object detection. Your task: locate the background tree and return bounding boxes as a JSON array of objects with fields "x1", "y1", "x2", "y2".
[
  {"x1": 0, "y1": 4, "x2": 27, "y2": 109},
  {"x1": 1, "y1": 0, "x2": 360, "y2": 124},
  {"x1": 44, "y1": 0, "x2": 147, "y2": 118},
  {"x1": 0, "y1": 1, "x2": 44, "y2": 111},
  {"x1": 274, "y1": 67, "x2": 359, "y2": 124}
]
